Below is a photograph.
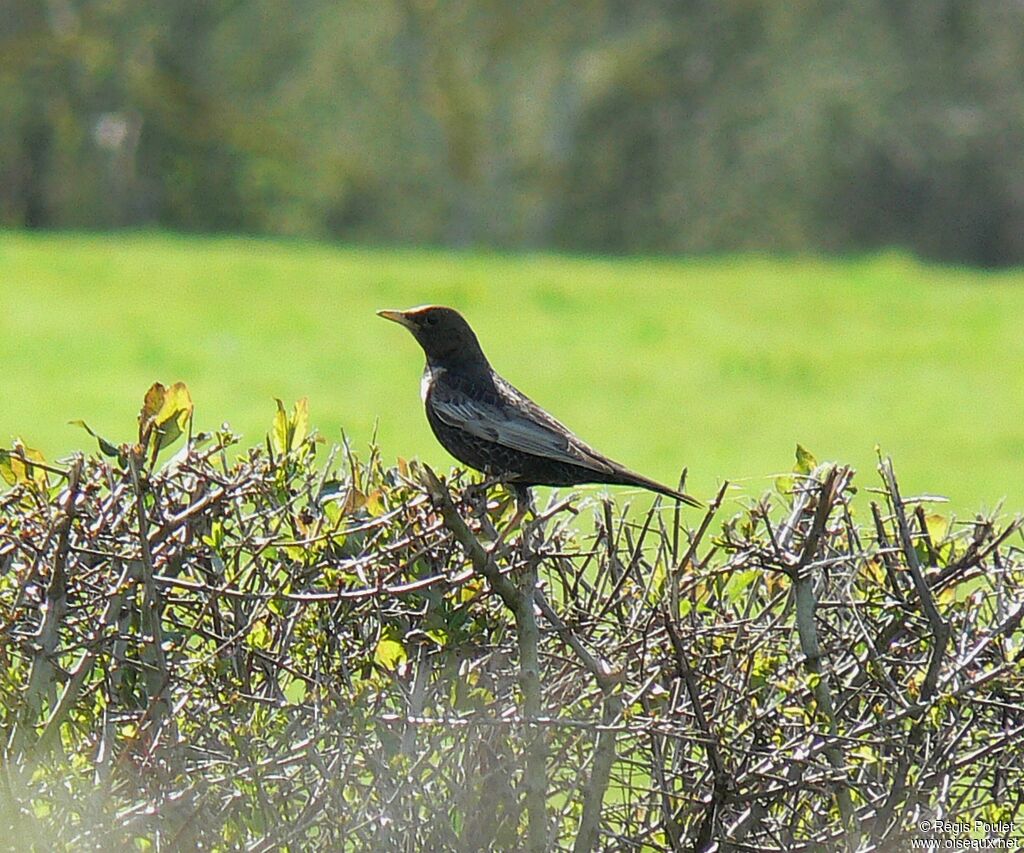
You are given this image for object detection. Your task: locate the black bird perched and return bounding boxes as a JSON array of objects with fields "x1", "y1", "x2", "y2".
[{"x1": 378, "y1": 305, "x2": 701, "y2": 508}]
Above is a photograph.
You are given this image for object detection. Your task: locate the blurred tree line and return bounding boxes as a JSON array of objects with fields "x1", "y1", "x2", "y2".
[{"x1": 3, "y1": 0, "x2": 1024, "y2": 265}]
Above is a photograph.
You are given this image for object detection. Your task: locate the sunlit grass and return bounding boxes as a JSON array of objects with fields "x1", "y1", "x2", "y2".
[{"x1": 3, "y1": 230, "x2": 1024, "y2": 514}]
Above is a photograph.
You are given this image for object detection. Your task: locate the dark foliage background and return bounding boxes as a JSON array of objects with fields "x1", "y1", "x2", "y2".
[{"x1": 4, "y1": 1, "x2": 1024, "y2": 265}]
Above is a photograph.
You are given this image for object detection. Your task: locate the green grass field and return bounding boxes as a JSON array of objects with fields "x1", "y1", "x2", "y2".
[{"x1": 3, "y1": 230, "x2": 1024, "y2": 514}]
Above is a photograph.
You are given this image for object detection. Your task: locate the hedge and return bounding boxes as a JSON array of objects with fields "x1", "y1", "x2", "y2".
[{"x1": 1, "y1": 385, "x2": 1022, "y2": 851}]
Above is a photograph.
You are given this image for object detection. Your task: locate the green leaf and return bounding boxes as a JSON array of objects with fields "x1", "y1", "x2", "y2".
[
  {"x1": 268, "y1": 590, "x2": 291, "y2": 617},
  {"x1": 724, "y1": 568, "x2": 760, "y2": 603},
  {"x1": 202, "y1": 520, "x2": 225, "y2": 550},
  {"x1": 851, "y1": 744, "x2": 878, "y2": 764},
  {"x1": 271, "y1": 398, "x2": 290, "y2": 456},
  {"x1": 284, "y1": 678, "x2": 308, "y2": 705},
  {"x1": 69, "y1": 420, "x2": 121, "y2": 458},
  {"x1": 646, "y1": 561, "x2": 666, "y2": 605},
  {"x1": 271, "y1": 397, "x2": 311, "y2": 455},
  {"x1": 794, "y1": 443, "x2": 817, "y2": 475}
]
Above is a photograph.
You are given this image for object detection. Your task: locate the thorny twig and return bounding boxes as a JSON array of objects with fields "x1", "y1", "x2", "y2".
[{"x1": 0, "y1": 443, "x2": 1020, "y2": 852}]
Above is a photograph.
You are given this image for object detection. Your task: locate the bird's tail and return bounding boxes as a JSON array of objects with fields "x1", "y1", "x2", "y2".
[{"x1": 610, "y1": 469, "x2": 703, "y2": 508}]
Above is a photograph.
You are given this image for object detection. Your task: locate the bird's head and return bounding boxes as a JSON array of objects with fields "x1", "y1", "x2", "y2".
[{"x1": 377, "y1": 305, "x2": 489, "y2": 370}]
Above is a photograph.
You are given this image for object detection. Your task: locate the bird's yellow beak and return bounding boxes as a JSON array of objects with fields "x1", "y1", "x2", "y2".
[{"x1": 376, "y1": 309, "x2": 416, "y2": 329}]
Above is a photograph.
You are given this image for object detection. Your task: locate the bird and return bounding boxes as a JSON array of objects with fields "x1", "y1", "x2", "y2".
[{"x1": 377, "y1": 304, "x2": 701, "y2": 509}]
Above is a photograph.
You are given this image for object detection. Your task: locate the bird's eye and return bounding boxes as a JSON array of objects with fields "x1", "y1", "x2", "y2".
[{"x1": 426, "y1": 315, "x2": 439, "y2": 326}]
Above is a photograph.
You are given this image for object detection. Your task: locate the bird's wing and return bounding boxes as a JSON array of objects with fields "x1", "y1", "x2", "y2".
[{"x1": 430, "y1": 376, "x2": 616, "y2": 474}]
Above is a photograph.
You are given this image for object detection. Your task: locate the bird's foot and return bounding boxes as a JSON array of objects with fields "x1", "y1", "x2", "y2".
[
  {"x1": 463, "y1": 477, "x2": 510, "y2": 541},
  {"x1": 462, "y1": 481, "x2": 488, "y2": 514},
  {"x1": 463, "y1": 476, "x2": 507, "y2": 508}
]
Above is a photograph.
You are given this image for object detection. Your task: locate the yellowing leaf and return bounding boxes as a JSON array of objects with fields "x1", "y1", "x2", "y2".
[
  {"x1": 764, "y1": 569, "x2": 786, "y2": 596},
  {"x1": 139, "y1": 383, "x2": 165, "y2": 433},
  {"x1": 246, "y1": 619, "x2": 272, "y2": 650},
  {"x1": 863, "y1": 558, "x2": 886, "y2": 586},
  {"x1": 161, "y1": 382, "x2": 193, "y2": 426},
  {"x1": 0, "y1": 443, "x2": 48, "y2": 489},
  {"x1": 138, "y1": 381, "x2": 194, "y2": 460},
  {"x1": 0, "y1": 452, "x2": 18, "y2": 486},
  {"x1": 459, "y1": 578, "x2": 484, "y2": 603},
  {"x1": 363, "y1": 488, "x2": 385, "y2": 516},
  {"x1": 291, "y1": 397, "x2": 310, "y2": 447},
  {"x1": 343, "y1": 488, "x2": 367, "y2": 513},
  {"x1": 924, "y1": 513, "x2": 949, "y2": 543},
  {"x1": 374, "y1": 636, "x2": 407, "y2": 670},
  {"x1": 906, "y1": 673, "x2": 922, "y2": 700}
]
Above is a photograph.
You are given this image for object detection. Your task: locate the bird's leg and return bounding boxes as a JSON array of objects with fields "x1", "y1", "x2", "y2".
[
  {"x1": 509, "y1": 484, "x2": 535, "y2": 532},
  {"x1": 487, "y1": 483, "x2": 536, "y2": 548},
  {"x1": 487, "y1": 484, "x2": 534, "y2": 553},
  {"x1": 465, "y1": 473, "x2": 509, "y2": 540},
  {"x1": 519, "y1": 488, "x2": 556, "y2": 558},
  {"x1": 463, "y1": 479, "x2": 489, "y2": 516},
  {"x1": 464, "y1": 473, "x2": 505, "y2": 507}
]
